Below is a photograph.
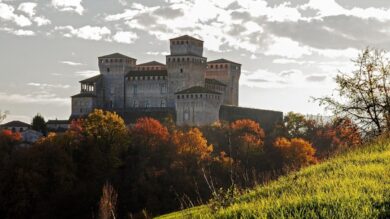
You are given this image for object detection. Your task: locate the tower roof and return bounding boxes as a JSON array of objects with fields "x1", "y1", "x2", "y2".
[
  {"x1": 170, "y1": 35, "x2": 203, "y2": 42},
  {"x1": 1, "y1": 120, "x2": 30, "y2": 127},
  {"x1": 208, "y1": 58, "x2": 241, "y2": 65},
  {"x1": 98, "y1": 53, "x2": 136, "y2": 60},
  {"x1": 175, "y1": 86, "x2": 221, "y2": 95},
  {"x1": 137, "y1": 61, "x2": 166, "y2": 66},
  {"x1": 79, "y1": 75, "x2": 101, "y2": 83},
  {"x1": 205, "y1": 78, "x2": 227, "y2": 86}
]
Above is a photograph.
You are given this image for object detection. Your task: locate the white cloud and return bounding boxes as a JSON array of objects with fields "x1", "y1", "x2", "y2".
[
  {"x1": 27, "y1": 82, "x2": 70, "y2": 89},
  {"x1": 0, "y1": 92, "x2": 69, "y2": 106},
  {"x1": 56, "y1": 25, "x2": 111, "y2": 41},
  {"x1": 34, "y1": 16, "x2": 51, "y2": 26},
  {"x1": 0, "y1": 2, "x2": 32, "y2": 26},
  {"x1": 265, "y1": 36, "x2": 312, "y2": 58},
  {"x1": 52, "y1": 0, "x2": 84, "y2": 15},
  {"x1": 75, "y1": 70, "x2": 99, "y2": 78},
  {"x1": 112, "y1": 31, "x2": 138, "y2": 44},
  {"x1": 60, "y1": 61, "x2": 83, "y2": 66},
  {"x1": 0, "y1": 27, "x2": 35, "y2": 36},
  {"x1": 17, "y1": 2, "x2": 37, "y2": 17}
]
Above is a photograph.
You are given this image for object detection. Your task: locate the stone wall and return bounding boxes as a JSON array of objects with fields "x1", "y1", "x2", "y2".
[{"x1": 219, "y1": 105, "x2": 283, "y2": 133}]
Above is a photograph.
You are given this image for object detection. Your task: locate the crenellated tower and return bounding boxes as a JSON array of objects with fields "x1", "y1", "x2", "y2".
[{"x1": 166, "y1": 35, "x2": 207, "y2": 107}]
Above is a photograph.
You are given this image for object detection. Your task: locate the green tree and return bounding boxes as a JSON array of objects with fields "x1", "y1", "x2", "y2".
[
  {"x1": 32, "y1": 114, "x2": 47, "y2": 135},
  {"x1": 316, "y1": 48, "x2": 390, "y2": 136}
]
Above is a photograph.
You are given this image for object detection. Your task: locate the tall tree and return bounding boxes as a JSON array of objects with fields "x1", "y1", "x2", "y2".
[
  {"x1": 315, "y1": 48, "x2": 390, "y2": 136},
  {"x1": 32, "y1": 114, "x2": 47, "y2": 135}
]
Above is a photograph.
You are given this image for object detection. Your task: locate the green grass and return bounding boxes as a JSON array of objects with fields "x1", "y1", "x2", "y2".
[{"x1": 157, "y1": 138, "x2": 390, "y2": 219}]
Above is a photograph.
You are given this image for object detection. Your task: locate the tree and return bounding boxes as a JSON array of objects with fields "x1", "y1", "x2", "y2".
[
  {"x1": 32, "y1": 114, "x2": 47, "y2": 135},
  {"x1": 272, "y1": 112, "x2": 316, "y2": 140},
  {"x1": 273, "y1": 137, "x2": 317, "y2": 168},
  {"x1": 172, "y1": 128, "x2": 213, "y2": 162},
  {"x1": 315, "y1": 48, "x2": 390, "y2": 136},
  {"x1": 0, "y1": 110, "x2": 8, "y2": 124},
  {"x1": 230, "y1": 119, "x2": 265, "y2": 168},
  {"x1": 99, "y1": 183, "x2": 118, "y2": 219},
  {"x1": 130, "y1": 117, "x2": 170, "y2": 152}
]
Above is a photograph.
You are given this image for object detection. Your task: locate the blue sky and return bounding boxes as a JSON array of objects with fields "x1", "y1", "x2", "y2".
[{"x1": 2, "y1": 0, "x2": 390, "y2": 123}]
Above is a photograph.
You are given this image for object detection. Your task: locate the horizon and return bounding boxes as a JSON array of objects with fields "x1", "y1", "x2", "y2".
[{"x1": 2, "y1": 0, "x2": 390, "y2": 123}]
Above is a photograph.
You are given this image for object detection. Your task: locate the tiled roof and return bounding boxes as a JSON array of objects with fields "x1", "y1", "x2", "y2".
[
  {"x1": 208, "y1": 58, "x2": 241, "y2": 65},
  {"x1": 1, "y1": 120, "x2": 30, "y2": 127},
  {"x1": 80, "y1": 75, "x2": 101, "y2": 83},
  {"x1": 205, "y1": 78, "x2": 226, "y2": 86},
  {"x1": 137, "y1": 61, "x2": 165, "y2": 66},
  {"x1": 126, "y1": 70, "x2": 168, "y2": 77},
  {"x1": 71, "y1": 93, "x2": 96, "y2": 98},
  {"x1": 99, "y1": 53, "x2": 136, "y2": 59},
  {"x1": 175, "y1": 86, "x2": 221, "y2": 95},
  {"x1": 170, "y1": 35, "x2": 203, "y2": 42}
]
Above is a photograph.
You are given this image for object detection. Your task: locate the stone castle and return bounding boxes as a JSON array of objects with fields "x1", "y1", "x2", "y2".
[{"x1": 71, "y1": 35, "x2": 282, "y2": 127}]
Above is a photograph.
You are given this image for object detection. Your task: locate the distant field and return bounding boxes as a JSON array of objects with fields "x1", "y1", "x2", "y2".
[{"x1": 157, "y1": 138, "x2": 390, "y2": 219}]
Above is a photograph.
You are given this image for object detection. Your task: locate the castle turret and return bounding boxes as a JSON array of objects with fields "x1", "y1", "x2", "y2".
[
  {"x1": 166, "y1": 35, "x2": 207, "y2": 107},
  {"x1": 98, "y1": 53, "x2": 136, "y2": 109}
]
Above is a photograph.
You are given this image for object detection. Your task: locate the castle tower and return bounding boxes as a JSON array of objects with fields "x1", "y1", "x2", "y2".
[
  {"x1": 206, "y1": 59, "x2": 241, "y2": 106},
  {"x1": 98, "y1": 53, "x2": 137, "y2": 110},
  {"x1": 166, "y1": 35, "x2": 207, "y2": 107}
]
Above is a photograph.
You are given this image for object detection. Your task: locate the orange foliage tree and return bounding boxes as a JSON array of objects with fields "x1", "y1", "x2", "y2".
[
  {"x1": 230, "y1": 119, "x2": 265, "y2": 167},
  {"x1": 130, "y1": 117, "x2": 170, "y2": 152},
  {"x1": 273, "y1": 137, "x2": 318, "y2": 169}
]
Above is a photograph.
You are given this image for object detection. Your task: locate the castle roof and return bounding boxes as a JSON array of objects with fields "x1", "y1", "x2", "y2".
[
  {"x1": 137, "y1": 61, "x2": 165, "y2": 66},
  {"x1": 1, "y1": 120, "x2": 30, "y2": 128},
  {"x1": 175, "y1": 86, "x2": 221, "y2": 95},
  {"x1": 47, "y1": 120, "x2": 70, "y2": 125},
  {"x1": 205, "y1": 78, "x2": 227, "y2": 86},
  {"x1": 99, "y1": 53, "x2": 136, "y2": 60},
  {"x1": 71, "y1": 93, "x2": 97, "y2": 98},
  {"x1": 79, "y1": 75, "x2": 101, "y2": 84},
  {"x1": 208, "y1": 58, "x2": 241, "y2": 65},
  {"x1": 170, "y1": 35, "x2": 203, "y2": 42},
  {"x1": 126, "y1": 70, "x2": 168, "y2": 77}
]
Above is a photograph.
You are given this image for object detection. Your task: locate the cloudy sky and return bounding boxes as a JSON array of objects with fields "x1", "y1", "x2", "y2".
[{"x1": 1, "y1": 0, "x2": 390, "y2": 123}]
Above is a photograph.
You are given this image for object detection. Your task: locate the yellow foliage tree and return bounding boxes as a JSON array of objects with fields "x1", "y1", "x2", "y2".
[
  {"x1": 274, "y1": 137, "x2": 318, "y2": 168},
  {"x1": 172, "y1": 128, "x2": 213, "y2": 161}
]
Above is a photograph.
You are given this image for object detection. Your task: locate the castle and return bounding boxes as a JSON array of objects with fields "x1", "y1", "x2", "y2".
[{"x1": 71, "y1": 35, "x2": 282, "y2": 128}]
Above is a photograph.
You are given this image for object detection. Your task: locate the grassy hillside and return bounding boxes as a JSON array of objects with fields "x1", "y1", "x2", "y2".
[{"x1": 157, "y1": 138, "x2": 390, "y2": 219}]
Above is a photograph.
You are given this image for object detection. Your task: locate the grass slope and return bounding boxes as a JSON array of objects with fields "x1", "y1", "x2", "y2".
[{"x1": 157, "y1": 138, "x2": 390, "y2": 219}]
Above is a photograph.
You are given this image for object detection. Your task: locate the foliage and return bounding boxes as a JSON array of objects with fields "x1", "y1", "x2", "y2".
[
  {"x1": 172, "y1": 128, "x2": 213, "y2": 162},
  {"x1": 272, "y1": 112, "x2": 316, "y2": 140},
  {"x1": 130, "y1": 117, "x2": 170, "y2": 152},
  {"x1": 157, "y1": 137, "x2": 390, "y2": 219},
  {"x1": 31, "y1": 113, "x2": 47, "y2": 135},
  {"x1": 273, "y1": 137, "x2": 318, "y2": 168},
  {"x1": 315, "y1": 48, "x2": 390, "y2": 136}
]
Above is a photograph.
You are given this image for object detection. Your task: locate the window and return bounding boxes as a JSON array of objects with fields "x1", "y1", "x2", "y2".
[
  {"x1": 133, "y1": 85, "x2": 138, "y2": 96},
  {"x1": 180, "y1": 68, "x2": 183, "y2": 73},
  {"x1": 160, "y1": 83, "x2": 167, "y2": 94},
  {"x1": 107, "y1": 68, "x2": 110, "y2": 72},
  {"x1": 161, "y1": 99, "x2": 166, "y2": 107},
  {"x1": 184, "y1": 111, "x2": 189, "y2": 121},
  {"x1": 145, "y1": 100, "x2": 150, "y2": 108}
]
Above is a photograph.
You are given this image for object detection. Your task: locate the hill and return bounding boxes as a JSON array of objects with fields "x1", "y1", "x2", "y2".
[{"x1": 157, "y1": 138, "x2": 390, "y2": 219}]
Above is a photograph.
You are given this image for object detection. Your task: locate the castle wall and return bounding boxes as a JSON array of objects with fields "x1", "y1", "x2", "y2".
[
  {"x1": 125, "y1": 76, "x2": 169, "y2": 108},
  {"x1": 175, "y1": 93, "x2": 222, "y2": 126},
  {"x1": 219, "y1": 105, "x2": 283, "y2": 133},
  {"x1": 71, "y1": 97, "x2": 96, "y2": 116}
]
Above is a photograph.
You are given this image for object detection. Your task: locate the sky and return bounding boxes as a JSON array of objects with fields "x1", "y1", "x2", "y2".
[{"x1": 1, "y1": 0, "x2": 390, "y2": 123}]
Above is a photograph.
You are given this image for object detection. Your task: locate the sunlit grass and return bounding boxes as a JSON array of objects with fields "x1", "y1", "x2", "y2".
[{"x1": 157, "y1": 138, "x2": 390, "y2": 219}]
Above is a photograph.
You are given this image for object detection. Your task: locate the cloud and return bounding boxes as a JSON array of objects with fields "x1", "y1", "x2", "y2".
[
  {"x1": 34, "y1": 16, "x2": 51, "y2": 26},
  {"x1": 56, "y1": 25, "x2": 111, "y2": 41},
  {"x1": 305, "y1": 75, "x2": 327, "y2": 82},
  {"x1": 0, "y1": 92, "x2": 69, "y2": 106},
  {"x1": 17, "y1": 2, "x2": 37, "y2": 17},
  {"x1": 60, "y1": 61, "x2": 83, "y2": 66},
  {"x1": 0, "y1": 2, "x2": 32, "y2": 26},
  {"x1": 112, "y1": 31, "x2": 138, "y2": 44},
  {"x1": 75, "y1": 70, "x2": 99, "y2": 78},
  {"x1": 27, "y1": 82, "x2": 70, "y2": 89},
  {"x1": 0, "y1": 27, "x2": 35, "y2": 36},
  {"x1": 265, "y1": 35, "x2": 312, "y2": 58},
  {"x1": 52, "y1": 0, "x2": 84, "y2": 15}
]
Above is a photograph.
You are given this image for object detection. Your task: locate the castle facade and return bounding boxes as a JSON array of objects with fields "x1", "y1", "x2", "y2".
[{"x1": 71, "y1": 35, "x2": 241, "y2": 126}]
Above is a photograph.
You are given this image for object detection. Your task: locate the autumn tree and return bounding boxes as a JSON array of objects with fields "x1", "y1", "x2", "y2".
[
  {"x1": 272, "y1": 112, "x2": 316, "y2": 140},
  {"x1": 172, "y1": 128, "x2": 213, "y2": 162},
  {"x1": 273, "y1": 137, "x2": 317, "y2": 169},
  {"x1": 230, "y1": 119, "x2": 265, "y2": 168},
  {"x1": 314, "y1": 117, "x2": 362, "y2": 157},
  {"x1": 316, "y1": 48, "x2": 390, "y2": 136},
  {"x1": 130, "y1": 117, "x2": 170, "y2": 152},
  {"x1": 99, "y1": 183, "x2": 118, "y2": 219}
]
